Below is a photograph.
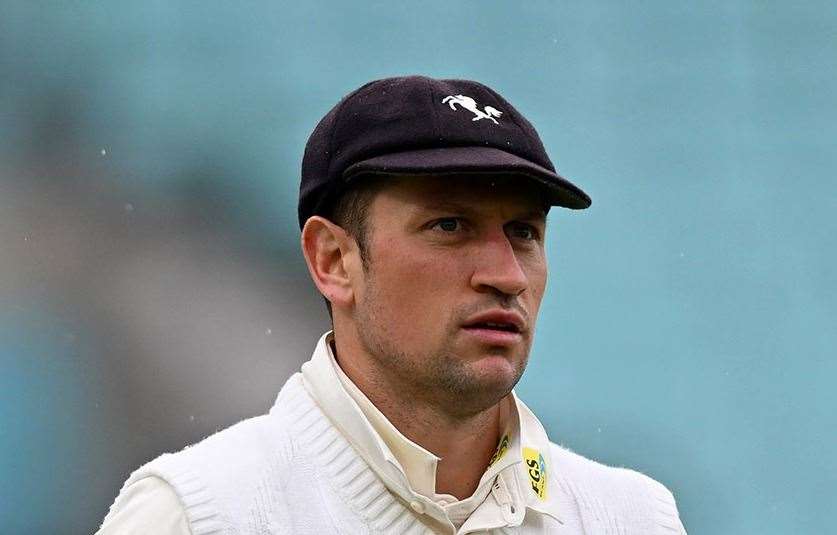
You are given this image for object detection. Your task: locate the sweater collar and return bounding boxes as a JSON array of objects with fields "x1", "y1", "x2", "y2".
[
  {"x1": 328, "y1": 334, "x2": 444, "y2": 498},
  {"x1": 299, "y1": 331, "x2": 563, "y2": 527},
  {"x1": 300, "y1": 332, "x2": 412, "y2": 496}
]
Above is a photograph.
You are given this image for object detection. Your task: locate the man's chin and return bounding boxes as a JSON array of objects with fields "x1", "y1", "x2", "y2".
[{"x1": 466, "y1": 354, "x2": 524, "y2": 392}]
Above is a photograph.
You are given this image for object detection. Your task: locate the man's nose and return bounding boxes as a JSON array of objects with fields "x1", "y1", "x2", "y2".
[{"x1": 469, "y1": 233, "x2": 528, "y2": 298}]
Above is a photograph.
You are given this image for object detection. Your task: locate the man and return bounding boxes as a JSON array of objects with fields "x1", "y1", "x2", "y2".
[{"x1": 97, "y1": 75, "x2": 686, "y2": 534}]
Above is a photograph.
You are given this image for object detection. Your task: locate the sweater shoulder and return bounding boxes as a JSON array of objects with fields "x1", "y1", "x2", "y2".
[{"x1": 548, "y1": 442, "x2": 686, "y2": 533}]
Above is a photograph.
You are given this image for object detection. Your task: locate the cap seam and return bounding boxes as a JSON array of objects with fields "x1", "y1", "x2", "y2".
[
  {"x1": 510, "y1": 115, "x2": 535, "y2": 154},
  {"x1": 498, "y1": 98, "x2": 536, "y2": 157},
  {"x1": 326, "y1": 81, "x2": 379, "y2": 181},
  {"x1": 325, "y1": 99, "x2": 349, "y2": 183},
  {"x1": 424, "y1": 77, "x2": 442, "y2": 142}
]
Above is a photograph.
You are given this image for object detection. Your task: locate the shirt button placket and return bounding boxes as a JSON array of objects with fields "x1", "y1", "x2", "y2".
[{"x1": 490, "y1": 476, "x2": 519, "y2": 525}]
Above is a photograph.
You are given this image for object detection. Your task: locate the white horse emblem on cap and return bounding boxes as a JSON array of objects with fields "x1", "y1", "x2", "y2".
[{"x1": 442, "y1": 94, "x2": 503, "y2": 124}]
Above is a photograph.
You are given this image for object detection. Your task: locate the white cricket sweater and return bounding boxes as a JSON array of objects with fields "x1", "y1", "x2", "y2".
[{"x1": 104, "y1": 369, "x2": 686, "y2": 533}]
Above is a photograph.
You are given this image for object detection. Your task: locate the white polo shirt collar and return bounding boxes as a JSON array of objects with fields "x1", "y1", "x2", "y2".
[{"x1": 300, "y1": 331, "x2": 562, "y2": 532}]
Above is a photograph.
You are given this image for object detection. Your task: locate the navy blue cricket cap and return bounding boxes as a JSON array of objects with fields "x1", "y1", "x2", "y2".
[{"x1": 298, "y1": 75, "x2": 591, "y2": 229}]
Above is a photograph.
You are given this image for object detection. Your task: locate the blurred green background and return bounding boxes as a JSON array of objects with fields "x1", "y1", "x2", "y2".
[{"x1": 1, "y1": 2, "x2": 835, "y2": 533}]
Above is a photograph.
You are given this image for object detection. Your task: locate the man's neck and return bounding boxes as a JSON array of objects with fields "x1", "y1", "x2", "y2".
[{"x1": 332, "y1": 338, "x2": 503, "y2": 499}]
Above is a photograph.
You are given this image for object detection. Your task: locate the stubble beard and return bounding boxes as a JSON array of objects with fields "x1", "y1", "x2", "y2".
[{"x1": 354, "y1": 273, "x2": 530, "y2": 419}]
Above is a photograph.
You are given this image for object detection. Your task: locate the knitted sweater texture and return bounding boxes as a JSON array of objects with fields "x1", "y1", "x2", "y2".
[{"x1": 114, "y1": 373, "x2": 685, "y2": 534}]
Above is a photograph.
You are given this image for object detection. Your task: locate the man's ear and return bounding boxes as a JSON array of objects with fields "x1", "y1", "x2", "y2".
[{"x1": 300, "y1": 216, "x2": 358, "y2": 309}]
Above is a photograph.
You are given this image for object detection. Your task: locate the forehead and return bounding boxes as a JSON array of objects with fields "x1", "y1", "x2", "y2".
[{"x1": 368, "y1": 174, "x2": 549, "y2": 217}]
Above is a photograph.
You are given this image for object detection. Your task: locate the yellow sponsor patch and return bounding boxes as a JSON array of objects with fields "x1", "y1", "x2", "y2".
[
  {"x1": 488, "y1": 433, "x2": 511, "y2": 466},
  {"x1": 522, "y1": 447, "x2": 547, "y2": 500}
]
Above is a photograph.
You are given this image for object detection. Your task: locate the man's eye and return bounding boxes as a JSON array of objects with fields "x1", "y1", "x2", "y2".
[
  {"x1": 508, "y1": 223, "x2": 538, "y2": 241},
  {"x1": 432, "y1": 218, "x2": 461, "y2": 232}
]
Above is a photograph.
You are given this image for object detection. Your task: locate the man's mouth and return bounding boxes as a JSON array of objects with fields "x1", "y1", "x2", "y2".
[
  {"x1": 463, "y1": 321, "x2": 520, "y2": 333},
  {"x1": 461, "y1": 310, "x2": 526, "y2": 344},
  {"x1": 462, "y1": 309, "x2": 525, "y2": 332}
]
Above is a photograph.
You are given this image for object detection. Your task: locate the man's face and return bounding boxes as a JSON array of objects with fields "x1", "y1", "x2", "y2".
[{"x1": 351, "y1": 175, "x2": 548, "y2": 416}]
